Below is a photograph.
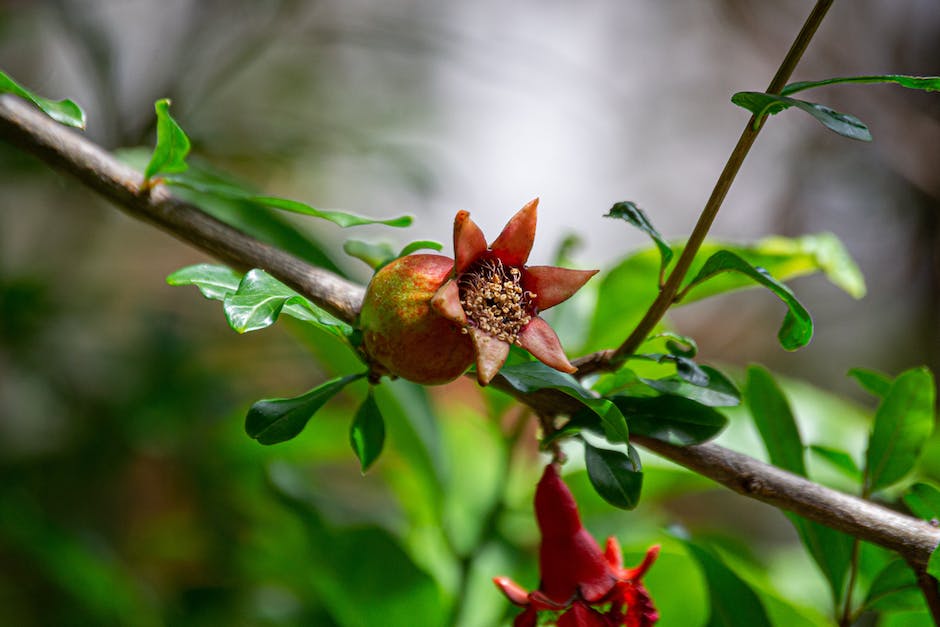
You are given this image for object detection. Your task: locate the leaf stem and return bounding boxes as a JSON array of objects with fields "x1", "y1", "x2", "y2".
[
  {"x1": 607, "y1": 0, "x2": 835, "y2": 368},
  {"x1": 839, "y1": 538, "x2": 861, "y2": 626}
]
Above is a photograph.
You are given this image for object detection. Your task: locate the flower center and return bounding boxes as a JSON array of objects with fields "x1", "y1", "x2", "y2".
[{"x1": 458, "y1": 257, "x2": 534, "y2": 344}]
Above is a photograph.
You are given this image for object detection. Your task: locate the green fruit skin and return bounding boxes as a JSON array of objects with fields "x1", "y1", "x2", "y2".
[{"x1": 360, "y1": 254, "x2": 475, "y2": 385}]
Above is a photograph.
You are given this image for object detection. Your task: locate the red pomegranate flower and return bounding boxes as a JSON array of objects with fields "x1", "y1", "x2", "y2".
[
  {"x1": 494, "y1": 463, "x2": 659, "y2": 627},
  {"x1": 431, "y1": 198, "x2": 598, "y2": 385}
]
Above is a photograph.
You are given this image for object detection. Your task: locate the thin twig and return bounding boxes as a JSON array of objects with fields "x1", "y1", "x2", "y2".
[{"x1": 577, "y1": 0, "x2": 836, "y2": 375}]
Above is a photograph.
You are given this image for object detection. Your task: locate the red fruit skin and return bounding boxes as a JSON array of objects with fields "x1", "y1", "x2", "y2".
[{"x1": 359, "y1": 254, "x2": 475, "y2": 385}]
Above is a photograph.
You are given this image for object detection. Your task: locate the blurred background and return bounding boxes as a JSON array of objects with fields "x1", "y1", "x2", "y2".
[{"x1": 1, "y1": 1, "x2": 939, "y2": 625}]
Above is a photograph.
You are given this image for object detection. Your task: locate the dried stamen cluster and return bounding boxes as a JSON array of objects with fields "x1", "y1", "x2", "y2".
[{"x1": 458, "y1": 257, "x2": 535, "y2": 344}]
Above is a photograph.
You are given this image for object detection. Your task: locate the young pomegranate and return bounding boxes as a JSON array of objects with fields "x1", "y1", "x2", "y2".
[{"x1": 359, "y1": 199, "x2": 598, "y2": 385}]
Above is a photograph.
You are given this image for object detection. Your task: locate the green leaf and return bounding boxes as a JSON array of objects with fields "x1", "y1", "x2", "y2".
[
  {"x1": 642, "y1": 365, "x2": 741, "y2": 407},
  {"x1": 250, "y1": 195, "x2": 412, "y2": 228},
  {"x1": 928, "y1": 544, "x2": 940, "y2": 581},
  {"x1": 583, "y1": 441, "x2": 643, "y2": 510},
  {"x1": 585, "y1": 232, "x2": 862, "y2": 353},
  {"x1": 398, "y1": 240, "x2": 443, "y2": 257},
  {"x1": 498, "y1": 361, "x2": 629, "y2": 444},
  {"x1": 744, "y1": 366, "x2": 855, "y2": 602},
  {"x1": 731, "y1": 91, "x2": 872, "y2": 141},
  {"x1": 165, "y1": 173, "x2": 412, "y2": 228},
  {"x1": 223, "y1": 269, "x2": 352, "y2": 338},
  {"x1": 866, "y1": 367, "x2": 936, "y2": 492},
  {"x1": 782, "y1": 74, "x2": 940, "y2": 96},
  {"x1": 745, "y1": 365, "x2": 806, "y2": 475},
  {"x1": 904, "y1": 482, "x2": 940, "y2": 521},
  {"x1": 605, "y1": 201, "x2": 673, "y2": 277},
  {"x1": 787, "y1": 516, "x2": 854, "y2": 607},
  {"x1": 682, "y1": 541, "x2": 772, "y2": 627},
  {"x1": 611, "y1": 395, "x2": 728, "y2": 446},
  {"x1": 808, "y1": 444, "x2": 862, "y2": 482},
  {"x1": 862, "y1": 559, "x2": 923, "y2": 613},
  {"x1": 343, "y1": 239, "x2": 397, "y2": 269},
  {"x1": 0, "y1": 70, "x2": 86, "y2": 128},
  {"x1": 343, "y1": 239, "x2": 443, "y2": 270},
  {"x1": 349, "y1": 390, "x2": 385, "y2": 473},
  {"x1": 144, "y1": 98, "x2": 191, "y2": 181},
  {"x1": 684, "y1": 250, "x2": 813, "y2": 350},
  {"x1": 848, "y1": 367, "x2": 892, "y2": 398},
  {"x1": 166, "y1": 263, "x2": 241, "y2": 300},
  {"x1": 246, "y1": 374, "x2": 364, "y2": 444},
  {"x1": 653, "y1": 331, "x2": 698, "y2": 358}
]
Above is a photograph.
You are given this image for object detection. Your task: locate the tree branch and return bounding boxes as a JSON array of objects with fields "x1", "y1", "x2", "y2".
[
  {"x1": 3, "y1": 89, "x2": 939, "y2": 569},
  {"x1": 0, "y1": 94, "x2": 364, "y2": 325}
]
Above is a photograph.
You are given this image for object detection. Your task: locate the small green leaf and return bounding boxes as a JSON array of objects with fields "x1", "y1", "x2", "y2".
[
  {"x1": 866, "y1": 367, "x2": 936, "y2": 493},
  {"x1": 682, "y1": 541, "x2": 772, "y2": 627},
  {"x1": 929, "y1": 544, "x2": 940, "y2": 581},
  {"x1": 684, "y1": 250, "x2": 813, "y2": 350},
  {"x1": 642, "y1": 365, "x2": 741, "y2": 407},
  {"x1": 862, "y1": 559, "x2": 923, "y2": 613},
  {"x1": 653, "y1": 331, "x2": 698, "y2": 358},
  {"x1": 349, "y1": 390, "x2": 386, "y2": 473},
  {"x1": 250, "y1": 196, "x2": 412, "y2": 228},
  {"x1": 166, "y1": 263, "x2": 241, "y2": 300},
  {"x1": 223, "y1": 269, "x2": 351, "y2": 338},
  {"x1": 398, "y1": 240, "x2": 443, "y2": 257},
  {"x1": 0, "y1": 70, "x2": 86, "y2": 128},
  {"x1": 583, "y1": 441, "x2": 643, "y2": 510},
  {"x1": 848, "y1": 367, "x2": 892, "y2": 398},
  {"x1": 732, "y1": 91, "x2": 872, "y2": 141},
  {"x1": 611, "y1": 395, "x2": 727, "y2": 446},
  {"x1": 164, "y1": 173, "x2": 411, "y2": 228},
  {"x1": 343, "y1": 239, "x2": 397, "y2": 269},
  {"x1": 605, "y1": 201, "x2": 673, "y2": 276},
  {"x1": 787, "y1": 516, "x2": 854, "y2": 607},
  {"x1": 144, "y1": 99, "x2": 191, "y2": 181},
  {"x1": 745, "y1": 365, "x2": 806, "y2": 475},
  {"x1": 498, "y1": 361, "x2": 629, "y2": 444},
  {"x1": 246, "y1": 374, "x2": 364, "y2": 444},
  {"x1": 808, "y1": 444, "x2": 862, "y2": 483},
  {"x1": 782, "y1": 74, "x2": 940, "y2": 96},
  {"x1": 904, "y1": 482, "x2": 940, "y2": 521}
]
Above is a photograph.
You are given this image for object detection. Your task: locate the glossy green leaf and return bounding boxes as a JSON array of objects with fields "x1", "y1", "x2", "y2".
[
  {"x1": 144, "y1": 99, "x2": 191, "y2": 181},
  {"x1": 642, "y1": 365, "x2": 740, "y2": 407},
  {"x1": 745, "y1": 365, "x2": 806, "y2": 475},
  {"x1": 732, "y1": 91, "x2": 872, "y2": 141},
  {"x1": 246, "y1": 374, "x2": 364, "y2": 444},
  {"x1": 685, "y1": 250, "x2": 812, "y2": 350},
  {"x1": 866, "y1": 367, "x2": 936, "y2": 492},
  {"x1": 349, "y1": 390, "x2": 385, "y2": 473},
  {"x1": 808, "y1": 444, "x2": 862, "y2": 483},
  {"x1": 862, "y1": 559, "x2": 923, "y2": 613},
  {"x1": 682, "y1": 541, "x2": 772, "y2": 627},
  {"x1": 223, "y1": 269, "x2": 351, "y2": 337},
  {"x1": 782, "y1": 74, "x2": 940, "y2": 96},
  {"x1": 904, "y1": 482, "x2": 940, "y2": 521},
  {"x1": 165, "y1": 173, "x2": 412, "y2": 228},
  {"x1": 0, "y1": 70, "x2": 86, "y2": 128},
  {"x1": 166, "y1": 263, "x2": 241, "y2": 301},
  {"x1": 653, "y1": 331, "x2": 698, "y2": 358},
  {"x1": 605, "y1": 201, "x2": 673, "y2": 276},
  {"x1": 848, "y1": 367, "x2": 892, "y2": 398},
  {"x1": 611, "y1": 395, "x2": 727, "y2": 446},
  {"x1": 583, "y1": 441, "x2": 643, "y2": 510},
  {"x1": 586, "y1": 232, "x2": 859, "y2": 354},
  {"x1": 498, "y1": 361, "x2": 629, "y2": 444}
]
